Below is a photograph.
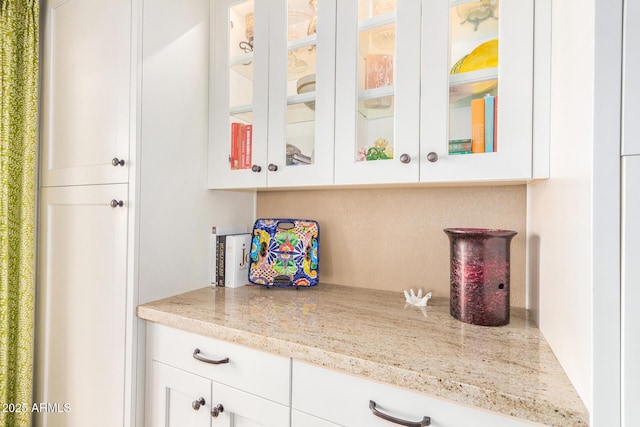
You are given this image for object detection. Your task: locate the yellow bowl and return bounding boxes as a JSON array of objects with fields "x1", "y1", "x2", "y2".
[{"x1": 458, "y1": 39, "x2": 498, "y2": 73}]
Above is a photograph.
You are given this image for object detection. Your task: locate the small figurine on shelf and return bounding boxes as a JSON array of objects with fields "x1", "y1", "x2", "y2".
[{"x1": 364, "y1": 137, "x2": 393, "y2": 161}]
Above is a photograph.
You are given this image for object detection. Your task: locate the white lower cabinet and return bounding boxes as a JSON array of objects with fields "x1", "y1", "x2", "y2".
[
  {"x1": 291, "y1": 361, "x2": 539, "y2": 427},
  {"x1": 147, "y1": 325, "x2": 541, "y2": 427},
  {"x1": 35, "y1": 184, "x2": 128, "y2": 427},
  {"x1": 151, "y1": 362, "x2": 212, "y2": 427},
  {"x1": 146, "y1": 324, "x2": 291, "y2": 427}
]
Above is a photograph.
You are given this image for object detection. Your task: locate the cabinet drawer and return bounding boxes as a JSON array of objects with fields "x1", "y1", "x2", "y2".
[
  {"x1": 149, "y1": 323, "x2": 291, "y2": 405},
  {"x1": 292, "y1": 361, "x2": 541, "y2": 427}
]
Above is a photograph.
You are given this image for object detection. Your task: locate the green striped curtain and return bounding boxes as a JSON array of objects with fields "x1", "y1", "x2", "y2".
[{"x1": 0, "y1": 1, "x2": 39, "y2": 426}]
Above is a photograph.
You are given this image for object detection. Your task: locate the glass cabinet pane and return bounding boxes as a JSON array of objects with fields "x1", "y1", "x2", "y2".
[
  {"x1": 448, "y1": 0, "x2": 499, "y2": 156},
  {"x1": 356, "y1": 0, "x2": 396, "y2": 162},
  {"x1": 285, "y1": 0, "x2": 318, "y2": 167},
  {"x1": 228, "y1": 1, "x2": 255, "y2": 171}
]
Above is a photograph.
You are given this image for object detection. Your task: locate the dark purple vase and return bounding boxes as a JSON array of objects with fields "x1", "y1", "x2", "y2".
[{"x1": 443, "y1": 228, "x2": 517, "y2": 327}]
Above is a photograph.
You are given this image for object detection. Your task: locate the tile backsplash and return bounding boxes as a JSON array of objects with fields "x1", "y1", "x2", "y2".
[{"x1": 256, "y1": 185, "x2": 526, "y2": 307}]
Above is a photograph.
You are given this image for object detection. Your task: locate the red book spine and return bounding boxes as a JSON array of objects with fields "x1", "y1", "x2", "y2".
[
  {"x1": 243, "y1": 125, "x2": 253, "y2": 169},
  {"x1": 238, "y1": 123, "x2": 245, "y2": 169},
  {"x1": 230, "y1": 122, "x2": 239, "y2": 170}
]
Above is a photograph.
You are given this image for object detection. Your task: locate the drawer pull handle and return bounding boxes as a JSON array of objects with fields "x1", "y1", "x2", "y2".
[
  {"x1": 369, "y1": 400, "x2": 431, "y2": 426},
  {"x1": 211, "y1": 404, "x2": 224, "y2": 417},
  {"x1": 192, "y1": 397, "x2": 205, "y2": 410},
  {"x1": 193, "y1": 348, "x2": 229, "y2": 365}
]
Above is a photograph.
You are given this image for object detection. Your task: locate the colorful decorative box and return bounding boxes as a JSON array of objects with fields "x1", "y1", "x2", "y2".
[{"x1": 249, "y1": 218, "x2": 320, "y2": 288}]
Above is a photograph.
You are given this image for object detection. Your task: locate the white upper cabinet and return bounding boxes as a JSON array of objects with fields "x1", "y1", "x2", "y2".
[
  {"x1": 210, "y1": 0, "x2": 337, "y2": 189},
  {"x1": 209, "y1": 0, "x2": 538, "y2": 188},
  {"x1": 334, "y1": 0, "x2": 422, "y2": 185},
  {"x1": 40, "y1": 0, "x2": 131, "y2": 187},
  {"x1": 420, "y1": 0, "x2": 534, "y2": 183}
]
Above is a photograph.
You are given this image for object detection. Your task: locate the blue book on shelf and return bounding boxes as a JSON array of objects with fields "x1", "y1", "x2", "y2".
[{"x1": 484, "y1": 95, "x2": 495, "y2": 152}]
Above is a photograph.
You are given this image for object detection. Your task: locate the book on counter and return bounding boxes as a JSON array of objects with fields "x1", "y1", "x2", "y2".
[
  {"x1": 211, "y1": 225, "x2": 248, "y2": 287},
  {"x1": 224, "y1": 233, "x2": 252, "y2": 288}
]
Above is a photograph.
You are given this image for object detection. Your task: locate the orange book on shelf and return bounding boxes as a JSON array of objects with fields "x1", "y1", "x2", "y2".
[
  {"x1": 230, "y1": 122, "x2": 240, "y2": 169},
  {"x1": 471, "y1": 98, "x2": 485, "y2": 153}
]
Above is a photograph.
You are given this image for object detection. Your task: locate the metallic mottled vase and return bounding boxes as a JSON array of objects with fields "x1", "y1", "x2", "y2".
[{"x1": 444, "y1": 228, "x2": 517, "y2": 327}]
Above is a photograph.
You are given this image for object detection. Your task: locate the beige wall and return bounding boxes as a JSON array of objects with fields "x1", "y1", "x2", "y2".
[{"x1": 256, "y1": 185, "x2": 527, "y2": 307}]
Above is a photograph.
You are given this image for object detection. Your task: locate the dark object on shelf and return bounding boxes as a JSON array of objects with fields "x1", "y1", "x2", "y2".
[{"x1": 443, "y1": 227, "x2": 516, "y2": 326}]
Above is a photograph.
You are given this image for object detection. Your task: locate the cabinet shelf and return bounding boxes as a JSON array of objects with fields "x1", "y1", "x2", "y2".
[
  {"x1": 288, "y1": 33, "x2": 316, "y2": 51},
  {"x1": 449, "y1": 68, "x2": 498, "y2": 105},
  {"x1": 449, "y1": 67, "x2": 497, "y2": 86},
  {"x1": 357, "y1": 86, "x2": 395, "y2": 119},
  {"x1": 230, "y1": 53, "x2": 254, "y2": 80},
  {"x1": 230, "y1": 104, "x2": 253, "y2": 123},
  {"x1": 286, "y1": 94, "x2": 316, "y2": 124},
  {"x1": 449, "y1": 0, "x2": 490, "y2": 7},
  {"x1": 358, "y1": 12, "x2": 396, "y2": 31}
]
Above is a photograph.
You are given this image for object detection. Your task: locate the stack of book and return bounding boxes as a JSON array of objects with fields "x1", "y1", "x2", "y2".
[
  {"x1": 469, "y1": 94, "x2": 498, "y2": 154},
  {"x1": 230, "y1": 122, "x2": 253, "y2": 169},
  {"x1": 211, "y1": 226, "x2": 251, "y2": 288},
  {"x1": 448, "y1": 139, "x2": 472, "y2": 155}
]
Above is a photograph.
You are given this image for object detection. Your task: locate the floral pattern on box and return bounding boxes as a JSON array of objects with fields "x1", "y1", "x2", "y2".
[{"x1": 249, "y1": 219, "x2": 320, "y2": 287}]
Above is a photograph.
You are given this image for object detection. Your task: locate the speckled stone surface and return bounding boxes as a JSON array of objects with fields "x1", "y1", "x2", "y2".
[{"x1": 137, "y1": 283, "x2": 589, "y2": 426}]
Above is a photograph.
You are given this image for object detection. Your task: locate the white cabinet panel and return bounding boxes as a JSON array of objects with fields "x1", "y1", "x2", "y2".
[
  {"x1": 213, "y1": 382, "x2": 290, "y2": 427},
  {"x1": 623, "y1": 0, "x2": 640, "y2": 155},
  {"x1": 622, "y1": 155, "x2": 640, "y2": 426},
  {"x1": 35, "y1": 184, "x2": 128, "y2": 427},
  {"x1": 40, "y1": 0, "x2": 131, "y2": 186},
  {"x1": 292, "y1": 361, "x2": 539, "y2": 427},
  {"x1": 151, "y1": 362, "x2": 212, "y2": 427}
]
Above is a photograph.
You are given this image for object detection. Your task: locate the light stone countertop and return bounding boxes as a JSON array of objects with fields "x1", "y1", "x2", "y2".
[{"x1": 137, "y1": 283, "x2": 589, "y2": 426}]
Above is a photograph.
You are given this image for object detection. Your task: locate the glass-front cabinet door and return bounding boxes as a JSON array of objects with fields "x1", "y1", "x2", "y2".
[
  {"x1": 334, "y1": 0, "x2": 422, "y2": 185},
  {"x1": 267, "y1": 0, "x2": 337, "y2": 187},
  {"x1": 210, "y1": 0, "x2": 336, "y2": 189},
  {"x1": 210, "y1": 0, "x2": 269, "y2": 188},
  {"x1": 420, "y1": 0, "x2": 534, "y2": 182}
]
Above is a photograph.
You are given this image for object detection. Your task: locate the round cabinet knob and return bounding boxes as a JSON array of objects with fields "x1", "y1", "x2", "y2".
[
  {"x1": 192, "y1": 397, "x2": 205, "y2": 411},
  {"x1": 399, "y1": 154, "x2": 411, "y2": 164},
  {"x1": 110, "y1": 200, "x2": 124, "y2": 208},
  {"x1": 211, "y1": 404, "x2": 224, "y2": 418},
  {"x1": 268, "y1": 163, "x2": 278, "y2": 172},
  {"x1": 426, "y1": 152, "x2": 439, "y2": 163},
  {"x1": 251, "y1": 165, "x2": 262, "y2": 173},
  {"x1": 111, "y1": 157, "x2": 125, "y2": 167}
]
